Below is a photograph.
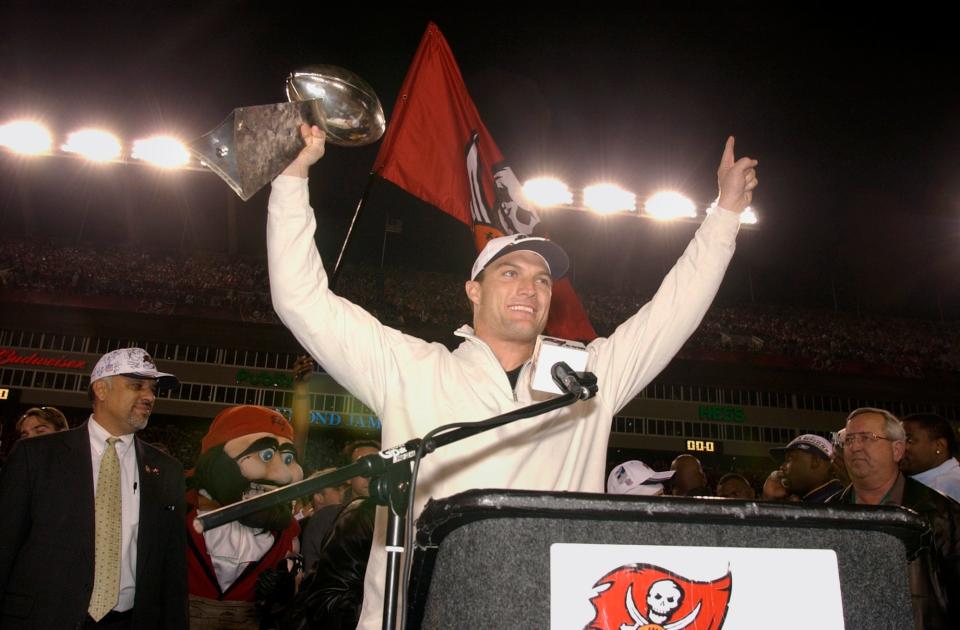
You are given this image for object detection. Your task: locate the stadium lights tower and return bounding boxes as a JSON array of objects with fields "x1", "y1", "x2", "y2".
[
  {"x1": 739, "y1": 206, "x2": 759, "y2": 225},
  {"x1": 643, "y1": 191, "x2": 697, "y2": 221},
  {"x1": 522, "y1": 176, "x2": 573, "y2": 207},
  {"x1": 0, "y1": 120, "x2": 53, "y2": 155},
  {"x1": 61, "y1": 129, "x2": 122, "y2": 162},
  {"x1": 1, "y1": 119, "x2": 201, "y2": 171},
  {"x1": 519, "y1": 176, "x2": 760, "y2": 225},
  {"x1": 583, "y1": 182, "x2": 637, "y2": 214},
  {"x1": 131, "y1": 136, "x2": 191, "y2": 168}
]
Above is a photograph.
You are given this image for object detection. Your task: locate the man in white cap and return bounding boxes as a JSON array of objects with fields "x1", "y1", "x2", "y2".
[
  {"x1": 0, "y1": 348, "x2": 187, "y2": 629},
  {"x1": 267, "y1": 124, "x2": 758, "y2": 627},
  {"x1": 607, "y1": 460, "x2": 675, "y2": 496}
]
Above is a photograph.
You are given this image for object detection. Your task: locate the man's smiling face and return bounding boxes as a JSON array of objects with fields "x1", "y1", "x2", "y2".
[
  {"x1": 94, "y1": 375, "x2": 157, "y2": 435},
  {"x1": 466, "y1": 250, "x2": 553, "y2": 346}
]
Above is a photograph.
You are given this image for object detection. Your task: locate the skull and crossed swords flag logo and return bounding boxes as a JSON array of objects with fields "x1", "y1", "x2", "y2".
[{"x1": 585, "y1": 563, "x2": 732, "y2": 630}]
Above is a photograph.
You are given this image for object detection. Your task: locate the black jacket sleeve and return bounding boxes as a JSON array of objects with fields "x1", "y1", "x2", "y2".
[{"x1": 282, "y1": 498, "x2": 375, "y2": 630}]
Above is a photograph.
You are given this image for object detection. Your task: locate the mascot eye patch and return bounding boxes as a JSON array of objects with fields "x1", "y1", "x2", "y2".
[{"x1": 234, "y1": 437, "x2": 300, "y2": 466}]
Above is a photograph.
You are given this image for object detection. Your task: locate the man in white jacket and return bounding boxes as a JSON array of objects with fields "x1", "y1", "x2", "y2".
[{"x1": 267, "y1": 124, "x2": 757, "y2": 627}]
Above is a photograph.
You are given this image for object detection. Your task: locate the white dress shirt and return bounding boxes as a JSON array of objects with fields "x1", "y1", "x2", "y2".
[
  {"x1": 911, "y1": 457, "x2": 960, "y2": 503},
  {"x1": 196, "y1": 493, "x2": 276, "y2": 591},
  {"x1": 88, "y1": 416, "x2": 140, "y2": 612}
]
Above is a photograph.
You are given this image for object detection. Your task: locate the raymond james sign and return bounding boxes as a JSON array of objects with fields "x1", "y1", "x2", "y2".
[{"x1": 275, "y1": 407, "x2": 381, "y2": 431}]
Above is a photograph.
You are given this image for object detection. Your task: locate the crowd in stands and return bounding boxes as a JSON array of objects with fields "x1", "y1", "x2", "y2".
[
  {"x1": 3, "y1": 239, "x2": 960, "y2": 379},
  {"x1": 0, "y1": 239, "x2": 276, "y2": 319},
  {"x1": 684, "y1": 304, "x2": 960, "y2": 375}
]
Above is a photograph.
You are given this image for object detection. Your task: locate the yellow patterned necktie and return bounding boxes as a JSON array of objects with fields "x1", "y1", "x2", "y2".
[{"x1": 89, "y1": 436, "x2": 121, "y2": 621}]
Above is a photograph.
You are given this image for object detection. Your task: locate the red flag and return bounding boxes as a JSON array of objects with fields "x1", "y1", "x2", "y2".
[
  {"x1": 373, "y1": 22, "x2": 596, "y2": 341},
  {"x1": 587, "y1": 564, "x2": 733, "y2": 630}
]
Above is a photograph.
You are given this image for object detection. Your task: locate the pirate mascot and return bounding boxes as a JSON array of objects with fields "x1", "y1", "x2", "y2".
[{"x1": 187, "y1": 405, "x2": 304, "y2": 629}]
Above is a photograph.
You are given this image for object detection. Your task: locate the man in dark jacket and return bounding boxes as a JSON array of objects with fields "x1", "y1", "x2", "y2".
[
  {"x1": 771, "y1": 434, "x2": 844, "y2": 503},
  {"x1": 283, "y1": 498, "x2": 375, "y2": 629},
  {"x1": 829, "y1": 407, "x2": 960, "y2": 629},
  {"x1": 0, "y1": 348, "x2": 187, "y2": 629}
]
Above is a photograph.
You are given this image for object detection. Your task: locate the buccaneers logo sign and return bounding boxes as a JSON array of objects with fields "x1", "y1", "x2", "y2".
[
  {"x1": 465, "y1": 130, "x2": 542, "y2": 250},
  {"x1": 585, "y1": 564, "x2": 732, "y2": 630}
]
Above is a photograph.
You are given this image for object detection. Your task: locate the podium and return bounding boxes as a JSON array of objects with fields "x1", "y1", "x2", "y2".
[{"x1": 407, "y1": 490, "x2": 931, "y2": 629}]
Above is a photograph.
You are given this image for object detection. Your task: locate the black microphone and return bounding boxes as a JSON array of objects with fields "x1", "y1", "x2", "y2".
[
  {"x1": 552, "y1": 361, "x2": 582, "y2": 397},
  {"x1": 551, "y1": 361, "x2": 599, "y2": 400}
]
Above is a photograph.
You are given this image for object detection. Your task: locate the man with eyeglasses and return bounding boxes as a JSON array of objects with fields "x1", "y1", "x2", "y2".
[{"x1": 829, "y1": 407, "x2": 960, "y2": 628}]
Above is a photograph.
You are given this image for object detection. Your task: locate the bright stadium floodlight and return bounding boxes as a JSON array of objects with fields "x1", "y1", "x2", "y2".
[
  {"x1": 522, "y1": 177, "x2": 573, "y2": 207},
  {"x1": 706, "y1": 204, "x2": 759, "y2": 225},
  {"x1": 644, "y1": 191, "x2": 697, "y2": 221},
  {"x1": 62, "y1": 129, "x2": 122, "y2": 162},
  {"x1": 583, "y1": 183, "x2": 636, "y2": 214},
  {"x1": 0, "y1": 120, "x2": 53, "y2": 155},
  {"x1": 131, "y1": 135, "x2": 191, "y2": 168}
]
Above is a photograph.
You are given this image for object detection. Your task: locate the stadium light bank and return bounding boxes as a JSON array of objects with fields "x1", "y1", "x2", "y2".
[
  {"x1": 0, "y1": 119, "x2": 201, "y2": 171},
  {"x1": 523, "y1": 174, "x2": 759, "y2": 226},
  {"x1": 1, "y1": 119, "x2": 759, "y2": 226}
]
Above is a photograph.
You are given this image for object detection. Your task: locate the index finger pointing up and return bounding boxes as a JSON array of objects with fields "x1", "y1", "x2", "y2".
[{"x1": 721, "y1": 136, "x2": 736, "y2": 170}]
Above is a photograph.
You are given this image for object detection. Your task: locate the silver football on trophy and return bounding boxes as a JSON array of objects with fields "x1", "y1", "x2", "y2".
[{"x1": 286, "y1": 65, "x2": 386, "y2": 147}]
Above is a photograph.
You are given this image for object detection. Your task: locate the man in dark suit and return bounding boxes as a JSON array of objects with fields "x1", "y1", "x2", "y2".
[{"x1": 0, "y1": 348, "x2": 188, "y2": 629}]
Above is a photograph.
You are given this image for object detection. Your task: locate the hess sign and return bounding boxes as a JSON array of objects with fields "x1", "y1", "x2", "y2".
[{"x1": 686, "y1": 439, "x2": 719, "y2": 453}]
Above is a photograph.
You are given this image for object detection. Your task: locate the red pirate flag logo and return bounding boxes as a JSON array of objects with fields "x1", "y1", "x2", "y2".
[
  {"x1": 585, "y1": 564, "x2": 732, "y2": 630},
  {"x1": 465, "y1": 130, "x2": 541, "y2": 252}
]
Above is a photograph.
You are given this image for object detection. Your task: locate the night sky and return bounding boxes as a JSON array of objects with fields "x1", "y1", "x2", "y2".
[{"x1": 1, "y1": 4, "x2": 957, "y2": 318}]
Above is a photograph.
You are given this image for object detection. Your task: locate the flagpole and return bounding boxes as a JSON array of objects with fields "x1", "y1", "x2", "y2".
[{"x1": 330, "y1": 171, "x2": 378, "y2": 290}]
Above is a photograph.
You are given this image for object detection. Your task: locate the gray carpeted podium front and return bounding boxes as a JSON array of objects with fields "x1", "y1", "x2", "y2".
[{"x1": 407, "y1": 490, "x2": 930, "y2": 629}]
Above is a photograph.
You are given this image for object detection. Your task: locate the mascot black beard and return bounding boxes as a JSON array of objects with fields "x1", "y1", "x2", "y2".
[{"x1": 186, "y1": 405, "x2": 304, "y2": 629}]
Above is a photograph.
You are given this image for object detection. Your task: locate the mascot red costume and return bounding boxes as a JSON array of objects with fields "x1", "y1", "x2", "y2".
[{"x1": 186, "y1": 405, "x2": 304, "y2": 629}]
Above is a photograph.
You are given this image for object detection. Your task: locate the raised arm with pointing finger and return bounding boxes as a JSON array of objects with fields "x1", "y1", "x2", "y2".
[{"x1": 266, "y1": 126, "x2": 756, "y2": 628}]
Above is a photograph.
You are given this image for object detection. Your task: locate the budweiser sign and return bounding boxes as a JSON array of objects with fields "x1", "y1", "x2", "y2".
[{"x1": 0, "y1": 348, "x2": 88, "y2": 370}]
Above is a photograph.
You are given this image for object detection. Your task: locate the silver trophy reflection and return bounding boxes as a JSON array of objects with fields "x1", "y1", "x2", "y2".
[{"x1": 190, "y1": 65, "x2": 385, "y2": 200}]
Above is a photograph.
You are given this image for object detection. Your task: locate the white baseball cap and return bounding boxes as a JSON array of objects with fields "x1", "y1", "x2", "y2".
[
  {"x1": 607, "y1": 460, "x2": 675, "y2": 496},
  {"x1": 470, "y1": 233, "x2": 569, "y2": 281},
  {"x1": 90, "y1": 348, "x2": 178, "y2": 390}
]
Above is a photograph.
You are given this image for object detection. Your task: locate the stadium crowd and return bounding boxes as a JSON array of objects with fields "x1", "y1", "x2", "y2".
[{"x1": 3, "y1": 239, "x2": 959, "y2": 377}]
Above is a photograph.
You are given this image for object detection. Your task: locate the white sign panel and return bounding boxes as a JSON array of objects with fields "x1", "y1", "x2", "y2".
[{"x1": 550, "y1": 543, "x2": 844, "y2": 629}]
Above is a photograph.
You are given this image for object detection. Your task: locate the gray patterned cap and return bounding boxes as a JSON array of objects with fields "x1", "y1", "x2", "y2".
[
  {"x1": 90, "y1": 348, "x2": 178, "y2": 389},
  {"x1": 770, "y1": 434, "x2": 834, "y2": 462},
  {"x1": 607, "y1": 460, "x2": 675, "y2": 496}
]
